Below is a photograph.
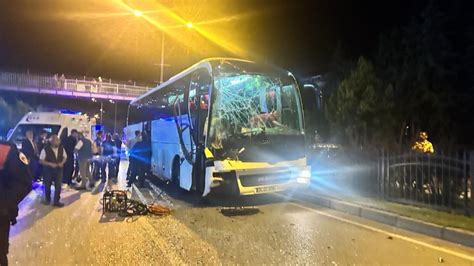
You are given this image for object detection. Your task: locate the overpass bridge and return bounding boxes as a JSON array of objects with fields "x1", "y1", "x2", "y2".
[{"x1": 0, "y1": 71, "x2": 151, "y2": 101}]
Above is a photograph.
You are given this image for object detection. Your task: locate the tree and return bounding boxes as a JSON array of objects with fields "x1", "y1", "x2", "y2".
[
  {"x1": 327, "y1": 57, "x2": 395, "y2": 149},
  {"x1": 0, "y1": 97, "x2": 12, "y2": 138},
  {"x1": 0, "y1": 97, "x2": 32, "y2": 139},
  {"x1": 375, "y1": 1, "x2": 458, "y2": 146}
]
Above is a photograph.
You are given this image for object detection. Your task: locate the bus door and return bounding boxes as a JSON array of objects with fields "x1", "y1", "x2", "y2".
[
  {"x1": 173, "y1": 77, "x2": 194, "y2": 190},
  {"x1": 188, "y1": 69, "x2": 212, "y2": 193}
]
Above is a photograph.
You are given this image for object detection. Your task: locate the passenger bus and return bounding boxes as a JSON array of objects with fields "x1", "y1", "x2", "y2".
[{"x1": 127, "y1": 58, "x2": 310, "y2": 196}]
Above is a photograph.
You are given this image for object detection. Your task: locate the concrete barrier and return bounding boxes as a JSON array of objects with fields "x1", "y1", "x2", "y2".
[
  {"x1": 396, "y1": 216, "x2": 443, "y2": 239},
  {"x1": 360, "y1": 208, "x2": 398, "y2": 226},
  {"x1": 442, "y1": 227, "x2": 474, "y2": 248},
  {"x1": 330, "y1": 200, "x2": 362, "y2": 217}
]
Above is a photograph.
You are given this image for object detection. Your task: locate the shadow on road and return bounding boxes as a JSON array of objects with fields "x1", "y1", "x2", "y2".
[
  {"x1": 220, "y1": 207, "x2": 261, "y2": 217},
  {"x1": 146, "y1": 175, "x2": 291, "y2": 209}
]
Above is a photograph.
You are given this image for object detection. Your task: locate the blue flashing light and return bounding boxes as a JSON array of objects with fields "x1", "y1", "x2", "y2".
[{"x1": 60, "y1": 109, "x2": 82, "y2": 115}]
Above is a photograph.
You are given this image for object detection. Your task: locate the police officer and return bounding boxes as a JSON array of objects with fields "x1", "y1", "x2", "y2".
[{"x1": 0, "y1": 140, "x2": 32, "y2": 266}]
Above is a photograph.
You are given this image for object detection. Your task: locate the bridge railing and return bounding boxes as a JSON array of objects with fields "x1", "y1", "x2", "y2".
[
  {"x1": 379, "y1": 150, "x2": 473, "y2": 216},
  {"x1": 0, "y1": 71, "x2": 150, "y2": 98}
]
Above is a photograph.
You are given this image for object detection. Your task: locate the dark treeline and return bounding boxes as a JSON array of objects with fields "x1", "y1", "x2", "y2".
[
  {"x1": 0, "y1": 97, "x2": 32, "y2": 138},
  {"x1": 316, "y1": 1, "x2": 474, "y2": 150}
]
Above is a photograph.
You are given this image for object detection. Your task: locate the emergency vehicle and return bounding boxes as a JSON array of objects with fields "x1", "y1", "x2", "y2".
[{"x1": 7, "y1": 111, "x2": 97, "y2": 149}]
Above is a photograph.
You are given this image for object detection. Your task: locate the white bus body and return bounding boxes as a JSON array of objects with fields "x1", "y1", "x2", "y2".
[
  {"x1": 8, "y1": 111, "x2": 96, "y2": 149},
  {"x1": 127, "y1": 58, "x2": 310, "y2": 197}
]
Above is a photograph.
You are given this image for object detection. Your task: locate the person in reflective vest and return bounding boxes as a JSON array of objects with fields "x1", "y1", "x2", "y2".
[
  {"x1": 0, "y1": 140, "x2": 32, "y2": 266},
  {"x1": 411, "y1": 131, "x2": 434, "y2": 154}
]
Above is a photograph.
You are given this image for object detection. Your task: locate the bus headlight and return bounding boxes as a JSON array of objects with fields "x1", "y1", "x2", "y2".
[
  {"x1": 296, "y1": 169, "x2": 311, "y2": 184},
  {"x1": 300, "y1": 169, "x2": 311, "y2": 178},
  {"x1": 296, "y1": 177, "x2": 309, "y2": 184}
]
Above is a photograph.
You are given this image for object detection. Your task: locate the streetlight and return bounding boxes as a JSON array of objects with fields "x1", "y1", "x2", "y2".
[
  {"x1": 133, "y1": 10, "x2": 193, "y2": 84},
  {"x1": 157, "y1": 21, "x2": 193, "y2": 83},
  {"x1": 133, "y1": 10, "x2": 143, "y2": 17}
]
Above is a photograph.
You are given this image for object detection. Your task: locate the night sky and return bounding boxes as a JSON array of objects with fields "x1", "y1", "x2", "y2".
[{"x1": 0, "y1": 0, "x2": 459, "y2": 83}]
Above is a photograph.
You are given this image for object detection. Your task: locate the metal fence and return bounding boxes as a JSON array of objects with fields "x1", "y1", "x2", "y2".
[
  {"x1": 379, "y1": 150, "x2": 473, "y2": 215},
  {"x1": 0, "y1": 71, "x2": 150, "y2": 99}
]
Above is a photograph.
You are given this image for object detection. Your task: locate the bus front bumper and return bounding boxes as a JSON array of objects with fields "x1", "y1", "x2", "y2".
[{"x1": 205, "y1": 166, "x2": 311, "y2": 196}]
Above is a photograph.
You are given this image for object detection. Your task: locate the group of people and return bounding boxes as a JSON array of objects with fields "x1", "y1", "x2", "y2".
[
  {"x1": 21, "y1": 129, "x2": 123, "y2": 207},
  {"x1": 0, "y1": 127, "x2": 151, "y2": 265},
  {"x1": 92, "y1": 130, "x2": 123, "y2": 183}
]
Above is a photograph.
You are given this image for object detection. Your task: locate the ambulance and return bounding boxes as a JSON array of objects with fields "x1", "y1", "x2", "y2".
[{"x1": 7, "y1": 111, "x2": 97, "y2": 149}]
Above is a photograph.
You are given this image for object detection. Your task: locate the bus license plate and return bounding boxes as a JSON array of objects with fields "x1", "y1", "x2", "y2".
[{"x1": 256, "y1": 186, "x2": 278, "y2": 193}]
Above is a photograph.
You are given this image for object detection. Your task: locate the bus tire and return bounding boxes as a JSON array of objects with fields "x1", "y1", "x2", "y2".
[{"x1": 172, "y1": 156, "x2": 180, "y2": 189}]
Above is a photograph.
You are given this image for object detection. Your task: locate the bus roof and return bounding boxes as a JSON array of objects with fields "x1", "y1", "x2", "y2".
[{"x1": 130, "y1": 58, "x2": 257, "y2": 105}]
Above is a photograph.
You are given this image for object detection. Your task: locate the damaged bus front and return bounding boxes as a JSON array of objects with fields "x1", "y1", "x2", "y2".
[{"x1": 204, "y1": 60, "x2": 310, "y2": 196}]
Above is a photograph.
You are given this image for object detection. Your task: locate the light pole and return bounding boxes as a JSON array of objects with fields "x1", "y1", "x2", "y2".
[
  {"x1": 109, "y1": 99, "x2": 117, "y2": 133},
  {"x1": 133, "y1": 10, "x2": 193, "y2": 84},
  {"x1": 92, "y1": 97, "x2": 104, "y2": 125},
  {"x1": 160, "y1": 33, "x2": 165, "y2": 84}
]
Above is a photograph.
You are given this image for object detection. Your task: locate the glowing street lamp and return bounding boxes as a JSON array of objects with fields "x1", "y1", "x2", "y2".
[
  {"x1": 132, "y1": 9, "x2": 194, "y2": 84},
  {"x1": 133, "y1": 10, "x2": 143, "y2": 17}
]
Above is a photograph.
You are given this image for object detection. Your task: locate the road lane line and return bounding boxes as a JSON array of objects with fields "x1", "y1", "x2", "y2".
[{"x1": 279, "y1": 196, "x2": 474, "y2": 262}]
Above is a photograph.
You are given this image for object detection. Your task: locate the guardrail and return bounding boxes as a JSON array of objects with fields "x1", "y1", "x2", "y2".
[
  {"x1": 0, "y1": 71, "x2": 150, "y2": 100},
  {"x1": 379, "y1": 150, "x2": 473, "y2": 216}
]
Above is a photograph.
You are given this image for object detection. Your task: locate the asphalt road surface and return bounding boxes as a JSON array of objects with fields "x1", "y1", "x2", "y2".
[{"x1": 8, "y1": 161, "x2": 474, "y2": 265}]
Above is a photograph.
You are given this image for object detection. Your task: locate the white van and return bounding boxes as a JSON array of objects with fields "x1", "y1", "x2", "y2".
[{"x1": 7, "y1": 111, "x2": 97, "y2": 149}]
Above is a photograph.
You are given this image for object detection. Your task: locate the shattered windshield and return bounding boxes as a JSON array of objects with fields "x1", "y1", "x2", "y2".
[{"x1": 209, "y1": 73, "x2": 303, "y2": 149}]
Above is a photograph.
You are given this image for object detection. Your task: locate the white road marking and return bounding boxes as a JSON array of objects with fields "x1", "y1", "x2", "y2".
[{"x1": 278, "y1": 195, "x2": 474, "y2": 262}]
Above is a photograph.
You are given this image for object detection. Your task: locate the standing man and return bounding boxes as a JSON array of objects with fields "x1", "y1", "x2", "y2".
[
  {"x1": 92, "y1": 131, "x2": 104, "y2": 182},
  {"x1": 0, "y1": 140, "x2": 32, "y2": 265},
  {"x1": 34, "y1": 130, "x2": 48, "y2": 182},
  {"x1": 113, "y1": 133, "x2": 122, "y2": 178},
  {"x1": 411, "y1": 131, "x2": 434, "y2": 154},
  {"x1": 21, "y1": 129, "x2": 38, "y2": 181},
  {"x1": 62, "y1": 129, "x2": 78, "y2": 186},
  {"x1": 39, "y1": 134, "x2": 67, "y2": 207},
  {"x1": 75, "y1": 132, "x2": 93, "y2": 190},
  {"x1": 131, "y1": 132, "x2": 151, "y2": 188},
  {"x1": 36, "y1": 130, "x2": 48, "y2": 155},
  {"x1": 102, "y1": 134, "x2": 116, "y2": 181},
  {"x1": 126, "y1": 130, "x2": 141, "y2": 185},
  {"x1": 127, "y1": 130, "x2": 141, "y2": 151}
]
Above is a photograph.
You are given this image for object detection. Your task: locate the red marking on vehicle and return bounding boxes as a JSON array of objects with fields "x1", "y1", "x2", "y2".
[{"x1": 0, "y1": 144, "x2": 12, "y2": 170}]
